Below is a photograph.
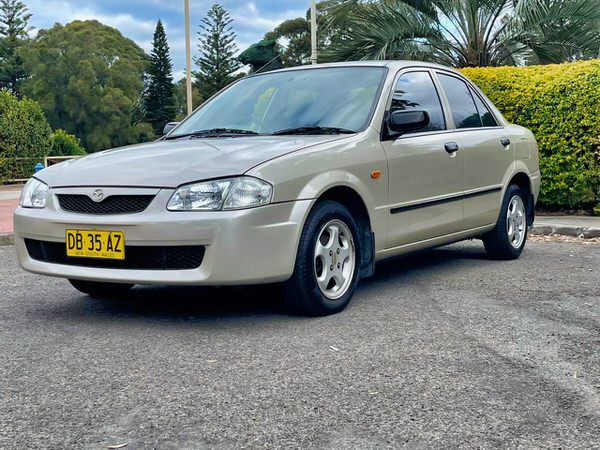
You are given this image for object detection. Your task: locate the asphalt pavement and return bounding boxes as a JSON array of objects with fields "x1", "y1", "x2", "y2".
[{"x1": 1, "y1": 240, "x2": 599, "y2": 449}]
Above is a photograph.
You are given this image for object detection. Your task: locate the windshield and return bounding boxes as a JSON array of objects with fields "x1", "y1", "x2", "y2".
[{"x1": 170, "y1": 67, "x2": 386, "y2": 137}]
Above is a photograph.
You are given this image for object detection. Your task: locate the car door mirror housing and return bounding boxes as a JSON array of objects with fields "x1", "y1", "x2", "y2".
[
  {"x1": 387, "y1": 110, "x2": 430, "y2": 136},
  {"x1": 163, "y1": 122, "x2": 180, "y2": 136}
]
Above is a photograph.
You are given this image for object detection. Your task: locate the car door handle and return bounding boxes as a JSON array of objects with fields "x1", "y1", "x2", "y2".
[
  {"x1": 444, "y1": 142, "x2": 459, "y2": 154},
  {"x1": 500, "y1": 138, "x2": 510, "y2": 146}
]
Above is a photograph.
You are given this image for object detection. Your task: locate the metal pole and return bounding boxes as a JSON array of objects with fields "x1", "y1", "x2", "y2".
[
  {"x1": 184, "y1": 0, "x2": 193, "y2": 116},
  {"x1": 310, "y1": 0, "x2": 317, "y2": 64}
]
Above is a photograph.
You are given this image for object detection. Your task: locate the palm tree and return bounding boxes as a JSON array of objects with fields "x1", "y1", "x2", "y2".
[{"x1": 323, "y1": 0, "x2": 600, "y2": 66}]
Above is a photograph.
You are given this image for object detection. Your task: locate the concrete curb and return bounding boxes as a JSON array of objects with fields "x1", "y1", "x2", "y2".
[
  {"x1": 530, "y1": 224, "x2": 600, "y2": 239},
  {"x1": 0, "y1": 233, "x2": 14, "y2": 246}
]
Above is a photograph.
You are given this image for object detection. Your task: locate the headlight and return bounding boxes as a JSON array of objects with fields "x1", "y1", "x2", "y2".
[
  {"x1": 167, "y1": 176, "x2": 272, "y2": 211},
  {"x1": 19, "y1": 178, "x2": 49, "y2": 208}
]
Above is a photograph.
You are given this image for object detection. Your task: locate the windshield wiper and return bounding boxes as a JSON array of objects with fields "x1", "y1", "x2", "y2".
[
  {"x1": 166, "y1": 128, "x2": 259, "y2": 139},
  {"x1": 270, "y1": 126, "x2": 357, "y2": 136}
]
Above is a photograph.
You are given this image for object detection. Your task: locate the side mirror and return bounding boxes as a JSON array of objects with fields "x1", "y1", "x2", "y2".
[
  {"x1": 163, "y1": 122, "x2": 180, "y2": 136},
  {"x1": 388, "y1": 110, "x2": 430, "y2": 135}
]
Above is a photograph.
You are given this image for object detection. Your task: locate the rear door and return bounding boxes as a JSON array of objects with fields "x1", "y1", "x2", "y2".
[
  {"x1": 380, "y1": 70, "x2": 465, "y2": 249},
  {"x1": 435, "y1": 71, "x2": 514, "y2": 229}
]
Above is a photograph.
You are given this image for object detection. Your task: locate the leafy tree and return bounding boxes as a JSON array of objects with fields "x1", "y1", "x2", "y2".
[
  {"x1": 324, "y1": 0, "x2": 600, "y2": 67},
  {"x1": 0, "y1": 89, "x2": 52, "y2": 181},
  {"x1": 49, "y1": 129, "x2": 86, "y2": 156},
  {"x1": 173, "y1": 77, "x2": 203, "y2": 120},
  {"x1": 262, "y1": 2, "x2": 336, "y2": 67},
  {"x1": 144, "y1": 20, "x2": 176, "y2": 135},
  {"x1": 0, "y1": 0, "x2": 32, "y2": 94},
  {"x1": 20, "y1": 20, "x2": 154, "y2": 151},
  {"x1": 194, "y1": 3, "x2": 240, "y2": 98},
  {"x1": 265, "y1": 18, "x2": 311, "y2": 67}
]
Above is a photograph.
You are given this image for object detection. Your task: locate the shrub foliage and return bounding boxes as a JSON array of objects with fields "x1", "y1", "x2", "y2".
[
  {"x1": 461, "y1": 60, "x2": 600, "y2": 210},
  {"x1": 0, "y1": 89, "x2": 51, "y2": 180},
  {"x1": 49, "y1": 129, "x2": 86, "y2": 156}
]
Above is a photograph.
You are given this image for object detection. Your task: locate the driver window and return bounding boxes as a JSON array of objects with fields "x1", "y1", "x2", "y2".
[{"x1": 391, "y1": 72, "x2": 446, "y2": 133}]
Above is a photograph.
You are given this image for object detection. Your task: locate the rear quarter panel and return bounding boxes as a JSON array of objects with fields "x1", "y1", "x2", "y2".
[{"x1": 510, "y1": 124, "x2": 541, "y2": 202}]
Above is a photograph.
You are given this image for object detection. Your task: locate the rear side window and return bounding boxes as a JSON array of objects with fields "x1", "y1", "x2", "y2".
[
  {"x1": 470, "y1": 89, "x2": 498, "y2": 127},
  {"x1": 438, "y1": 73, "x2": 481, "y2": 129},
  {"x1": 391, "y1": 71, "x2": 446, "y2": 133}
]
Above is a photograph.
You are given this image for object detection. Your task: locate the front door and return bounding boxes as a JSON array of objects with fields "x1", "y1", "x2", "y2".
[{"x1": 380, "y1": 70, "x2": 465, "y2": 249}]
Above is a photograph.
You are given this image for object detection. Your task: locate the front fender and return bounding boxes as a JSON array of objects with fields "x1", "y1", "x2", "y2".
[
  {"x1": 295, "y1": 169, "x2": 377, "y2": 206},
  {"x1": 247, "y1": 131, "x2": 389, "y2": 251}
]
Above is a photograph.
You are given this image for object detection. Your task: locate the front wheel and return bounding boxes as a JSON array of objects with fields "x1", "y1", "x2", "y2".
[
  {"x1": 283, "y1": 200, "x2": 360, "y2": 316},
  {"x1": 69, "y1": 279, "x2": 134, "y2": 298},
  {"x1": 483, "y1": 184, "x2": 528, "y2": 259}
]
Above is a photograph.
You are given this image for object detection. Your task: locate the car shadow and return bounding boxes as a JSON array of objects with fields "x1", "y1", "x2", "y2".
[
  {"x1": 80, "y1": 283, "x2": 288, "y2": 321},
  {"x1": 367, "y1": 241, "x2": 490, "y2": 284},
  {"x1": 71, "y1": 242, "x2": 490, "y2": 322}
]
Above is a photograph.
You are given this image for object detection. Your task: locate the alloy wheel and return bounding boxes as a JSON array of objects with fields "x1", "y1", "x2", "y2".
[
  {"x1": 506, "y1": 195, "x2": 526, "y2": 249},
  {"x1": 313, "y1": 219, "x2": 356, "y2": 300}
]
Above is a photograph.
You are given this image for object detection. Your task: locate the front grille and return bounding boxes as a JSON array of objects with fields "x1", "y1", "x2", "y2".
[
  {"x1": 25, "y1": 239, "x2": 205, "y2": 270},
  {"x1": 56, "y1": 195, "x2": 155, "y2": 215}
]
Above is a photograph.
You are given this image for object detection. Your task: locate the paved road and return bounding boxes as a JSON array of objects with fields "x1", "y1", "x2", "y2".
[{"x1": 1, "y1": 241, "x2": 599, "y2": 449}]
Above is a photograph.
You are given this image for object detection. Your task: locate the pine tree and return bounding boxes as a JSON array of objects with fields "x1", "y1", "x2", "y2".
[
  {"x1": 144, "y1": 19, "x2": 175, "y2": 135},
  {"x1": 0, "y1": 0, "x2": 32, "y2": 94},
  {"x1": 193, "y1": 3, "x2": 240, "y2": 99},
  {"x1": 0, "y1": 0, "x2": 31, "y2": 38}
]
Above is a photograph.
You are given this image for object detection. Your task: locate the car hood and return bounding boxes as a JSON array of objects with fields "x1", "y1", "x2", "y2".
[{"x1": 36, "y1": 135, "x2": 348, "y2": 188}]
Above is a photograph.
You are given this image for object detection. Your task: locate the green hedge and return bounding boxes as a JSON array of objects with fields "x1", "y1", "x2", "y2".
[
  {"x1": 0, "y1": 89, "x2": 53, "y2": 181},
  {"x1": 461, "y1": 60, "x2": 600, "y2": 211},
  {"x1": 49, "y1": 129, "x2": 86, "y2": 156}
]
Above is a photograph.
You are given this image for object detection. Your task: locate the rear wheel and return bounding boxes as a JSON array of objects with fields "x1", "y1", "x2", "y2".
[
  {"x1": 284, "y1": 200, "x2": 360, "y2": 316},
  {"x1": 483, "y1": 184, "x2": 527, "y2": 259},
  {"x1": 69, "y1": 279, "x2": 134, "y2": 297}
]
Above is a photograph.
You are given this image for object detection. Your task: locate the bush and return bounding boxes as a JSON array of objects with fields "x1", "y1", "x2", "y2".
[
  {"x1": 0, "y1": 89, "x2": 52, "y2": 181},
  {"x1": 460, "y1": 60, "x2": 600, "y2": 210},
  {"x1": 49, "y1": 129, "x2": 86, "y2": 156}
]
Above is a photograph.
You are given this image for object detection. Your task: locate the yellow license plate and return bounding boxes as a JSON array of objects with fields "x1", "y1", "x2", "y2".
[{"x1": 65, "y1": 229, "x2": 125, "y2": 260}]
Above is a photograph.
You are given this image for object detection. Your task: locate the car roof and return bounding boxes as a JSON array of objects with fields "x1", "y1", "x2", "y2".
[{"x1": 269, "y1": 60, "x2": 460, "y2": 74}]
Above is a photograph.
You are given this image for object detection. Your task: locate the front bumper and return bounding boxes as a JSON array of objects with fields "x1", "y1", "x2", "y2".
[{"x1": 14, "y1": 188, "x2": 314, "y2": 285}]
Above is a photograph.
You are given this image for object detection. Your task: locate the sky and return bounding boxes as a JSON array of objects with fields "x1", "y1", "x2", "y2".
[{"x1": 25, "y1": 0, "x2": 308, "y2": 79}]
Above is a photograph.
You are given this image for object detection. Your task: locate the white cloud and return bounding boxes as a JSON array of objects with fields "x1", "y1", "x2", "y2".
[
  {"x1": 27, "y1": 1, "x2": 156, "y2": 43},
  {"x1": 27, "y1": 0, "x2": 95, "y2": 29},
  {"x1": 232, "y1": 2, "x2": 305, "y2": 32},
  {"x1": 72, "y1": 13, "x2": 157, "y2": 37},
  {"x1": 173, "y1": 69, "x2": 186, "y2": 81}
]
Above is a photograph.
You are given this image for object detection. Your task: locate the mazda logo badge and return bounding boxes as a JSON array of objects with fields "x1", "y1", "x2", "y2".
[{"x1": 91, "y1": 189, "x2": 104, "y2": 202}]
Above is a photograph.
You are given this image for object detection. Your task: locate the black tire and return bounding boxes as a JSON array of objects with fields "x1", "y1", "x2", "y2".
[
  {"x1": 483, "y1": 184, "x2": 528, "y2": 260},
  {"x1": 283, "y1": 200, "x2": 361, "y2": 316},
  {"x1": 68, "y1": 279, "x2": 134, "y2": 297}
]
